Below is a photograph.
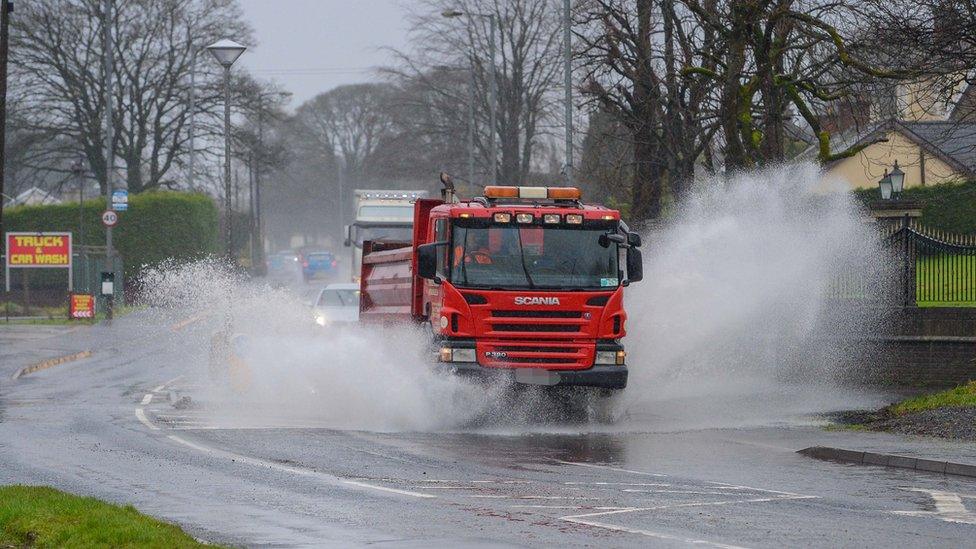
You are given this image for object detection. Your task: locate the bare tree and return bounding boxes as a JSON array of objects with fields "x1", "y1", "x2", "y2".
[
  {"x1": 576, "y1": 0, "x2": 718, "y2": 221},
  {"x1": 292, "y1": 84, "x2": 398, "y2": 185},
  {"x1": 393, "y1": 0, "x2": 564, "y2": 185},
  {"x1": 10, "y1": 0, "x2": 252, "y2": 193}
]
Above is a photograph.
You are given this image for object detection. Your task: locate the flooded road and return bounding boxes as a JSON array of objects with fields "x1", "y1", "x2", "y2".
[{"x1": 2, "y1": 313, "x2": 975, "y2": 547}]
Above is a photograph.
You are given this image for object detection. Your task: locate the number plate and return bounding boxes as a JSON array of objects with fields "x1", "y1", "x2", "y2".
[{"x1": 514, "y1": 368, "x2": 560, "y2": 386}]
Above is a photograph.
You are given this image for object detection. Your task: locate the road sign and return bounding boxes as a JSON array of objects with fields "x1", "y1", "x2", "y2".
[
  {"x1": 69, "y1": 294, "x2": 96, "y2": 319},
  {"x1": 112, "y1": 189, "x2": 128, "y2": 211},
  {"x1": 4, "y1": 232, "x2": 73, "y2": 291},
  {"x1": 101, "y1": 210, "x2": 118, "y2": 227}
]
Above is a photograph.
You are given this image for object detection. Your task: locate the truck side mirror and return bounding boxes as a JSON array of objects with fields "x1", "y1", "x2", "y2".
[
  {"x1": 626, "y1": 247, "x2": 643, "y2": 283},
  {"x1": 343, "y1": 225, "x2": 352, "y2": 247},
  {"x1": 417, "y1": 243, "x2": 440, "y2": 280},
  {"x1": 627, "y1": 232, "x2": 642, "y2": 248}
]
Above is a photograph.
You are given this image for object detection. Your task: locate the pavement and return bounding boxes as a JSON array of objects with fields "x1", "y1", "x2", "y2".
[{"x1": 2, "y1": 312, "x2": 976, "y2": 548}]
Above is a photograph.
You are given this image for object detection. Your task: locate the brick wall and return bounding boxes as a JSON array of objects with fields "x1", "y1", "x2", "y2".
[{"x1": 835, "y1": 307, "x2": 976, "y2": 388}]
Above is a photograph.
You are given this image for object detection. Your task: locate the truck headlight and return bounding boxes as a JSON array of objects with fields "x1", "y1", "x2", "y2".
[
  {"x1": 439, "y1": 348, "x2": 476, "y2": 362},
  {"x1": 315, "y1": 314, "x2": 328, "y2": 326},
  {"x1": 595, "y1": 350, "x2": 626, "y2": 365}
]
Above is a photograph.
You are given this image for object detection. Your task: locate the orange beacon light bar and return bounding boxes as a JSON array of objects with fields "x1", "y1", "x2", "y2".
[{"x1": 483, "y1": 186, "x2": 582, "y2": 200}]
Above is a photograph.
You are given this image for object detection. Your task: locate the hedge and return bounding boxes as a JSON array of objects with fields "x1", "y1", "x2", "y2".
[
  {"x1": 2, "y1": 191, "x2": 220, "y2": 280},
  {"x1": 853, "y1": 180, "x2": 976, "y2": 235}
]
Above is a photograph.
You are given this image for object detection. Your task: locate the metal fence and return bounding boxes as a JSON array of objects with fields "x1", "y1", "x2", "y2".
[{"x1": 834, "y1": 218, "x2": 976, "y2": 307}]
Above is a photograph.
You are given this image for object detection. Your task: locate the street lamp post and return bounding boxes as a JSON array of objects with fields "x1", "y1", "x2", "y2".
[
  {"x1": 206, "y1": 39, "x2": 246, "y2": 262},
  {"x1": 443, "y1": 9, "x2": 497, "y2": 184}
]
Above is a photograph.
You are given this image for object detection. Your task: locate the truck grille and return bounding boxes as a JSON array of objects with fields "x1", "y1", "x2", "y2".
[
  {"x1": 477, "y1": 340, "x2": 592, "y2": 369},
  {"x1": 487, "y1": 310, "x2": 587, "y2": 336},
  {"x1": 492, "y1": 323, "x2": 580, "y2": 333},
  {"x1": 491, "y1": 310, "x2": 583, "y2": 319}
]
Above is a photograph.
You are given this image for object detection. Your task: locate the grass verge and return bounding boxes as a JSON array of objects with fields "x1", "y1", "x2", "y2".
[
  {"x1": 889, "y1": 380, "x2": 976, "y2": 415},
  {"x1": 0, "y1": 485, "x2": 214, "y2": 548}
]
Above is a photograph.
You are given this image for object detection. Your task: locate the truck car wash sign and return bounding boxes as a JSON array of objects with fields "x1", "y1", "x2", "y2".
[{"x1": 4, "y1": 232, "x2": 73, "y2": 291}]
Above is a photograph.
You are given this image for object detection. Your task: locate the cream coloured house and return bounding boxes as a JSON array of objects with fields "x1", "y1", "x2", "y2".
[
  {"x1": 820, "y1": 120, "x2": 976, "y2": 191},
  {"x1": 810, "y1": 81, "x2": 976, "y2": 192}
]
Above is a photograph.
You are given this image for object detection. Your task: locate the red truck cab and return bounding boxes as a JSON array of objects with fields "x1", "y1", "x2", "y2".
[{"x1": 360, "y1": 184, "x2": 643, "y2": 391}]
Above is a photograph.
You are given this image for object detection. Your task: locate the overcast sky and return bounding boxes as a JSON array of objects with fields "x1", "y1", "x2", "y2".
[{"x1": 237, "y1": 0, "x2": 413, "y2": 108}]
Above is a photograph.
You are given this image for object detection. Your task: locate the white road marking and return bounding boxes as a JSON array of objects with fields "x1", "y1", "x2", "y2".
[
  {"x1": 140, "y1": 394, "x2": 152, "y2": 405},
  {"x1": 511, "y1": 505, "x2": 630, "y2": 510},
  {"x1": 706, "y1": 481, "x2": 810, "y2": 498},
  {"x1": 553, "y1": 459, "x2": 667, "y2": 477},
  {"x1": 471, "y1": 495, "x2": 600, "y2": 500},
  {"x1": 134, "y1": 408, "x2": 158, "y2": 431},
  {"x1": 559, "y1": 492, "x2": 818, "y2": 545},
  {"x1": 164, "y1": 432, "x2": 436, "y2": 499},
  {"x1": 562, "y1": 512, "x2": 749, "y2": 549},
  {"x1": 624, "y1": 489, "x2": 748, "y2": 496},
  {"x1": 137, "y1": 379, "x2": 435, "y2": 500},
  {"x1": 565, "y1": 481, "x2": 671, "y2": 487},
  {"x1": 893, "y1": 488, "x2": 976, "y2": 524},
  {"x1": 152, "y1": 375, "x2": 183, "y2": 393}
]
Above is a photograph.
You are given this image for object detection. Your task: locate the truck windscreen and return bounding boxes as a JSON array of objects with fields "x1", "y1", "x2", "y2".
[{"x1": 450, "y1": 223, "x2": 620, "y2": 290}]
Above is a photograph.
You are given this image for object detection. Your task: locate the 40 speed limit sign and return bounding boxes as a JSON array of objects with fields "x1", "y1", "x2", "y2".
[{"x1": 101, "y1": 210, "x2": 119, "y2": 227}]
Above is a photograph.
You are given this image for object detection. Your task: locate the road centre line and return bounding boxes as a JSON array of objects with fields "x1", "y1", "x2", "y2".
[
  {"x1": 553, "y1": 459, "x2": 667, "y2": 477},
  {"x1": 564, "y1": 481, "x2": 670, "y2": 486}
]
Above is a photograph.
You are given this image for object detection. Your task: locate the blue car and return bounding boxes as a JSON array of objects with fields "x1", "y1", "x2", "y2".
[{"x1": 301, "y1": 251, "x2": 337, "y2": 281}]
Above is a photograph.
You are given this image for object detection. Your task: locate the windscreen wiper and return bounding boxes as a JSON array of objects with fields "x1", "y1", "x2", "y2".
[{"x1": 515, "y1": 227, "x2": 536, "y2": 289}]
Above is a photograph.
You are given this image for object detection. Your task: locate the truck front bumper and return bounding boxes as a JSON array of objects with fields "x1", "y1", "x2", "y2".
[{"x1": 442, "y1": 362, "x2": 628, "y2": 390}]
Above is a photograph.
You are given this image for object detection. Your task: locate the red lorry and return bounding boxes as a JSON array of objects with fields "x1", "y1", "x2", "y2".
[{"x1": 359, "y1": 180, "x2": 643, "y2": 395}]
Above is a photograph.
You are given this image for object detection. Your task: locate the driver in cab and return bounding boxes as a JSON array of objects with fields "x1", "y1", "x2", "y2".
[{"x1": 455, "y1": 230, "x2": 494, "y2": 266}]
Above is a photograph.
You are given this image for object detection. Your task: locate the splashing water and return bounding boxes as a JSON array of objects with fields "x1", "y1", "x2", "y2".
[
  {"x1": 618, "y1": 163, "x2": 891, "y2": 429},
  {"x1": 136, "y1": 163, "x2": 890, "y2": 433}
]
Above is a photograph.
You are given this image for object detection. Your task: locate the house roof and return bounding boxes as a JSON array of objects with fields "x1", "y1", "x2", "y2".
[
  {"x1": 11, "y1": 186, "x2": 61, "y2": 206},
  {"x1": 899, "y1": 121, "x2": 976, "y2": 178},
  {"x1": 807, "y1": 119, "x2": 976, "y2": 179}
]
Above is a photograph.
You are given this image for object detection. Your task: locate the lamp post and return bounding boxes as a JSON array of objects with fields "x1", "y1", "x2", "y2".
[
  {"x1": 442, "y1": 9, "x2": 497, "y2": 184},
  {"x1": 206, "y1": 38, "x2": 246, "y2": 262}
]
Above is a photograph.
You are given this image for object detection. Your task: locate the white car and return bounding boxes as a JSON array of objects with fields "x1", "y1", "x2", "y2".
[{"x1": 309, "y1": 283, "x2": 360, "y2": 325}]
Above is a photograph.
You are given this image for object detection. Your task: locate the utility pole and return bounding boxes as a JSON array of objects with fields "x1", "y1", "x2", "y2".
[
  {"x1": 0, "y1": 0, "x2": 12, "y2": 238},
  {"x1": 487, "y1": 13, "x2": 497, "y2": 184},
  {"x1": 563, "y1": 0, "x2": 573, "y2": 186},
  {"x1": 467, "y1": 59, "x2": 475, "y2": 192},
  {"x1": 102, "y1": 0, "x2": 115, "y2": 320},
  {"x1": 254, "y1": 108, "x2": 264, "y2": 274},
  {"x1": 188, "y1": 50, "x2": 196, "y2": 190},
  {"x1": 73, "y1": 158, "x2": 85, "y2": 247}
]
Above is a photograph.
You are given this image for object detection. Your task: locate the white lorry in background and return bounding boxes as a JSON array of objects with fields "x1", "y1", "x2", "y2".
[{"x1": 343, "y1": 189, "x2": 429, "y2": 281}]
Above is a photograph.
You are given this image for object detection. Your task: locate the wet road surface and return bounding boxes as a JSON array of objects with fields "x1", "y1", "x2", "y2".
[{"x1": 2, "y1": 314, "x2": 976, "y2": 547}]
